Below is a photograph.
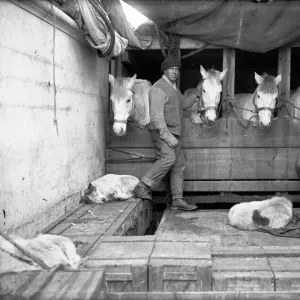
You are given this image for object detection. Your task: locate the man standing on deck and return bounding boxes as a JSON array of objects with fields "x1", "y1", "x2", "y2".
[{"x1": 133, "y1": 55, "x2": 198, "y2": 211}]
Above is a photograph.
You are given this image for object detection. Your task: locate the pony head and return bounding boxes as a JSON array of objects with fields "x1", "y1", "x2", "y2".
[
  {"x1": 199, "y1": 65, "x2": 227, "y2": 124},
  {"x1": 254, "y1": 72, "x2": 281, "y2": 129},
  {"x1": 108, "y1": 74, "x2": 137, "y2": 136}
]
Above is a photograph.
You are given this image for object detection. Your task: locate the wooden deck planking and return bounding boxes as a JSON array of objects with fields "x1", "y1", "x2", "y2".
[{"x1": 155, "y1": 209, "x2": 300, "y2": 247}]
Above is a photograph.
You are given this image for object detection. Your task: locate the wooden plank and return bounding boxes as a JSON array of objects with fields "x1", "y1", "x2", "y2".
[
  {"x1": 107, "y1": 117, "x2": 300, "y2": 148},
  {"x1": 114, "y1": 55, "x2": 122, "y2": 78},
  {"x1": 222, "y1": 48, "x2": 235, "y2": 113},
  {"x1": 182, "y1": 181, "x2": 300, "y2": 192},
  {"x1": 109, "y1": 291, "x2": 300, "y2": 300},
  {"x1": 154, "y1": 194, "x2": 300, "y2": 204},
  {"x1": 127, "y1": 38, "x2": 300, "y2": 51},
  {"x1": 127, "y1": 37, "x2": 218, "y2": 50},
  {"x1": 278, "y1": 47, "x2": 291, "y2": 117},
  {"x1": 106, "y1": 148, "x2": 300, "y2": 180}
]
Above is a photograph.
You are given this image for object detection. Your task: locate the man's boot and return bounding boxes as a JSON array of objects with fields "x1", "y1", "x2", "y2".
[
  {"x1": 171, "y1": 198, "x2": 197, "y2": 211},
  {"x1": 133, "y1": 181, "x2": 152, "y2": 200}
]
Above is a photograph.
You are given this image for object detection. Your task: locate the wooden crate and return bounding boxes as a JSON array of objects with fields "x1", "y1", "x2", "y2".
[
  {"x1": 268, "y1": 257, "x2": 300, "y2": 291},
  {"x1": 46, "y1": 199, "x2": 152, "y2": 257},
  {"x1": 84, "y1": 236, "x2": 156, "y2": 293},
  {"x1": 148, "y1": 237, "x2": 211, "y2": 292},
  {"x1": 212, "y1": 257, "x2": 274, "y2": 291},
  {"x1": 0, "y1": 269, "x2": 107, "y2": 300}
]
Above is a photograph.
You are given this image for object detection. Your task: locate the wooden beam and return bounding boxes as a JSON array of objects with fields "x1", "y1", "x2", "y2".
[
  {"x1": 127, "y1": 37, "x2": 219, "y2": 50},
  {"x1": 222, "y1": 48, "x2": 235, "y2": 113},
  {"x1": 128, "y1": 38, "x2": 300, "y2": 51},
  {"x1": 278, "y1": 47, "x2": 291, "y2": 116},
  {"x1": 153, "y1": 193, "x2": 300, "y2": 203},
  {"x1": 114, "y1": 55, "x2": 122, "y2": 78}
]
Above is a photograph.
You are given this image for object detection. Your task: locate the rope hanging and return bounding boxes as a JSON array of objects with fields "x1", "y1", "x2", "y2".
[
  {"x1": 155, "y1": 25, "x2": 208, "y2": 60},
  {"x1": 154, "y1": 25, "x2": 180, "y2": 59}
]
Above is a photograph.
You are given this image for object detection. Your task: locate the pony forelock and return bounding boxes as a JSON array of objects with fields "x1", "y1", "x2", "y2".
[{"x1": 257, "y1": 74, "x2": 278, "y2": 94}]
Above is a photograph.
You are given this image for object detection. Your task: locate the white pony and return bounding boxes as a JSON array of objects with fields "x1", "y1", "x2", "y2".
[
  {"x1": 108, "y1": 74, "x2": 152, "y2": 136},
  {"x1": 0, "y1": 234, "x2": 81, "y2": 274},
  {"x1": 228, "y1": 196, "x2": 292, "y2": 231},
  {"x1": 183, "y1": 65, "x2": 227, "y2": 125},
  {"x1": 235, "y1": 72, "x2": 281, "y2": 129},
  {"x1": 80, "y1": 174, "x2": 139, "y2": 204}
]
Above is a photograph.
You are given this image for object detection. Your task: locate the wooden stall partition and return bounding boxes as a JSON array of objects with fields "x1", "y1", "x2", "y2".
[
  {"x1": 222, "y1": 48, "x2": 235, "y2": 115},
  {"x1": 106, "y1": 46, "x2": 300, "y2": 197},
  {"x1": 278, "y1": 47, "x2": 291, "y2": 117}
]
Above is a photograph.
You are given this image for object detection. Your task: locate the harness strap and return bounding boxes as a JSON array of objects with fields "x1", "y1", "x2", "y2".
[{"x1": 114, "y1": 119, "x2": 127, "y2": 124}]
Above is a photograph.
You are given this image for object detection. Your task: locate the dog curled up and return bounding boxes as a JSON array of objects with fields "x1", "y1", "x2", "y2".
[
  {"x1": 0, "y1": 234, "x2": 82, "y2": 274},
  {"x1": 80, "y1": 174, "x2": 139, "y2": 204},
  {"x1": 228, "y1": 196, "x2": 293, "y2": 231}
]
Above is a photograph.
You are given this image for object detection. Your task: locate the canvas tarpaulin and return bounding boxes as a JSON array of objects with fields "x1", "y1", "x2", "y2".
[
  {"x1": 56, "y1": 0, "x2": 129, "y2": 58},
  {"x1": 124, "y1": 0, "x2": 300, "y2": 53},
  {"x1": 55, "y1": 0, "x2": 151, "y2": 58}
]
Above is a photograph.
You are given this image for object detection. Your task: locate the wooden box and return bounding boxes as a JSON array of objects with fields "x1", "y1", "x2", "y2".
[
  {"x1": 0, "y1": 269, "x2": 107, "y2": 300},
  {"x1": 148, "y1": 237, "x2": 211, "y2": 292},
  {"x1": 268, "y1": 257, "x2": 300, "y2": 291},
  {"x1": 212, "y1": 257, "x2": 274, "y2": 291},
  {"x1": 84, "y1": 236, "x2": 156, "y2": 293}
]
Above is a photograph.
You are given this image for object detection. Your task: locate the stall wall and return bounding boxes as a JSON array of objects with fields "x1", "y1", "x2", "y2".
[{"x1": 0, "y1": 1, "x2": 109, "y2": 236}]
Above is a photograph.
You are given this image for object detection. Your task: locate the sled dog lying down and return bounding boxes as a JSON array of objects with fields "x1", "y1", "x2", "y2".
[
  {"x1": 228, "y1": 196, "x2": 293, "y2": 231},
  {"x1": 0, "y1": 234, "x2": 81, "y2": 274},
  {"x1": 80, "y1": 174, "x2": 139, "y2": 204}
]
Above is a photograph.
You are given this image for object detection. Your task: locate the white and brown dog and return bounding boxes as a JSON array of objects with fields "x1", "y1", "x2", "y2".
[
  {"x1": 228, "y1": 196, "x2": 293, "y2": 231},
  {"x1": 80, "y1": 174, "x2": 139, "y2": 204},
  {"x1": 0, "y1": 234, "x2": 82, "y2": 274}
]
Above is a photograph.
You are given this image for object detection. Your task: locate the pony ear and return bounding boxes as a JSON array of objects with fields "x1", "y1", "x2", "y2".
[
  {"x1": 254, "y1": 72, "x2": 264, "y2": 85},
  {"x1": 200, "y1": 65, "x2": 208, "y2": 79},
  {"x1": 127, "y1": 74, "x2": 137, "y2": 90},
  {"x1": 275, "y1": 74, "x2": 282, "y2": 86},
  {"x1": 108, "y1": 74, "x2": 115, "y2": 86},
  {"x1": 219, "y1": 68, "x2": 228, "y2": 80}
]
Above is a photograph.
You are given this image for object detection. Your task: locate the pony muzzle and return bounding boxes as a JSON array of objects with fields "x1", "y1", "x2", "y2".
[
  {"x1": 258, "y1": 109, "x2": 273, "y2": 129},
  {"x1": 113, "y1": 119, "x2": 127, "y2": 136},
  {"x1": 206, "y1": 109, "x2": 217, "y2": 122}
]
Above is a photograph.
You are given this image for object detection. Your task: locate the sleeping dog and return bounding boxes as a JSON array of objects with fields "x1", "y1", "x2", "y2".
[
  {"x1": 80, "y1": 174, "x2": 139, "y2": 204},
  {"x1": 228, "y1": 196, "x2": 293, "y2": 231},
  {"x1": 0, "y1": 234, "x2": 81, "y2": 274}
]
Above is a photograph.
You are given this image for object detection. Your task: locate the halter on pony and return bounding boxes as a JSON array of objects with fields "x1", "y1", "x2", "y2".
[
  {"x1": 195, "y1": 81, "x2": 223, "y2": 126},
  {"x1": 109, "y1": 74, "x2": 137, "y2": 136},
  {"x1": 193, "y1": 66, "x2": 227, "y2": 127},
  {"x1": 252, "y1": 73, "x2": 281, "y2": 129}
]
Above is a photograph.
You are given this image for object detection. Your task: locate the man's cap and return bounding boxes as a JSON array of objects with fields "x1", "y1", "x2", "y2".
[{"x1": 161, "y1": 55, "x2": 182, "y2": 72}]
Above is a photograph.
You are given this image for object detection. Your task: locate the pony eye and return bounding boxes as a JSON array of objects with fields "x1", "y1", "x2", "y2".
[
  {"x1": 257, "y1": 94, "x2": 260, "y2": 98},
  {"x1": 126, "y1": 99, "x2": 131, "y2": 103},
  {"x1": 203, "y1": 89, "x2": 206, "y2": 93}
]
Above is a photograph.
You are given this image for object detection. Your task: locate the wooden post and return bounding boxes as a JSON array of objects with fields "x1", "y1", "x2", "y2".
[
  {"x1": 278, "y1": 47, "x2": 291, "y2": 116},
  {"x1": 114, "y1": 55, "x2": 122, "y2": 78},
  {"x1": 222, "y1": 48, "x2": 235, "y2": 114}
]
